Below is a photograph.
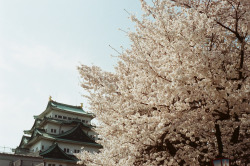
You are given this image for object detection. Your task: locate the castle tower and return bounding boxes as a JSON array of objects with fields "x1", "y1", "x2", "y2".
[{"x1": 15, "y1": 98, "x2": 101, "y2": 166}]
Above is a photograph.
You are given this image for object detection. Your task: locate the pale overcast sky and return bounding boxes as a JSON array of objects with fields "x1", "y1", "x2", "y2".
[{"x1": 0, "y1": 0, "x2": 143, "y2": 150}]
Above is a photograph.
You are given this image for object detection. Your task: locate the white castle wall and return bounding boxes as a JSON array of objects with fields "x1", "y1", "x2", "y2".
[
  {"x1": 31, "y1": 141, "x2": 42, "y2": 152},
  {"x1": 42, "y1": 110, "x2": 98, "y2": 139},
  {"x1": 42, "y1": 122, "x2": 97, "y2": 140},
  {"x1": 40, "y1": 139, "x2": 52, "y2": 151},
  {"x1": 47, "y1": 110, "x2": 92, "y2": 125},
  {"x1": 57, "y1": 142, "x2": 99, "y2": 154},
  {"x1": 43, "y1": 123, "x2": 63, "y2": 134},
  {"x1": 31, "y1": 139, "x2": 99, "y2": 155}
]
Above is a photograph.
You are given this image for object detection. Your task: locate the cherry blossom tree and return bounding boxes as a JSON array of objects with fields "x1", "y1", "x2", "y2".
[{"x1": 77, "y1": 0, "x2": 249, "y2": 165}]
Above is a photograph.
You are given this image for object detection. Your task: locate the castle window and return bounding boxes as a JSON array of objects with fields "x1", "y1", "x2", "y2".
[
  {"x1": 55, "y1": 115, "x2": 57, "y2": 118},
  {"x1": 61, "y1": 130, "x2": 64, "y2": 133},
  {"x1": 64, "y1": 148, "x2": 66, "y2": 152},
  {"x1": 82, "y1": 120, "x2": 85, "y2": 123},
  {"x1": 67, "y1": 148, "x2": 69, "y2": 153},
  {"x1": 68, "y1": 117, "x2": 72, "y2": 120},
  {"x1": 51, "y1": 129, "x2": 56, "y2": 133},
  {"x1": 42, "y1": 145, "x2": 44, "y2": 150},
  {"x1": 74, "y1": 149, "x2": 80, "y2": 153},
  {"x1": 63, "y1": 116, "x2": 67, "y2": 119},
  {"x1": 58, "y1": 115, "x2": 62, "y2": 119}
]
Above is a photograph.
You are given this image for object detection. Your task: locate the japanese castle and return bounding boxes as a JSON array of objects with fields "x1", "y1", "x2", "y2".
[{"x1": 15, "y1": 97, "x2": 101, "y2": 166}]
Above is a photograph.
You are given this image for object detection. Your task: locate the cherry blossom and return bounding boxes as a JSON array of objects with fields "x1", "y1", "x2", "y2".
[{"x1": 77, "y1": 0, "x2": 249, "y2": 165}]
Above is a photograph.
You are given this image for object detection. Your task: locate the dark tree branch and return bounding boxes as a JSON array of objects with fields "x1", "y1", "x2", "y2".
[
  {"x1": 230, "y1": 113, "x2": 240, "y2": 144},
  {"x1": 215, "y1": 124, "x2": 223, "y2": 157},
  {"x1": 212, "y1": 110, "x2": 230, "y2": 121}
]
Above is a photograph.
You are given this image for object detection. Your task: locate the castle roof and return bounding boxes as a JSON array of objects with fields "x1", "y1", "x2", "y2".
[
  {"x1": 56, "y1": 123, "x2": 96, "y2": 143},
  {"x1": 24, "y1": 124, "x2": 101, "y2": 148},
  {"x1": 40, "y1": 143, "x2": 76, "y2": 162},
  {"x1": 34, "y1": 100, "x2": 94, "y2": 119},
  {"x1": 18, "y1": 135, "x2": 31, "y2": 148},
  {"x1": 50, "y1": 101, "x2": 85, "y2": 114},
  {"x1": 24, "y1": 117, "x2": 93, "y2": 135}
]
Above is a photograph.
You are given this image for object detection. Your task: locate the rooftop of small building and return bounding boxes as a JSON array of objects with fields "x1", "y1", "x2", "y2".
[{"x1": 0, "y1": 152, "x2": 43, "y2": 159}]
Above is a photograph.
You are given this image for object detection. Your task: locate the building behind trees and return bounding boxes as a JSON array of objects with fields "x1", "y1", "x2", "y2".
[{"x1": 10, "y1": 97, "x2": 101, "y2": 166}]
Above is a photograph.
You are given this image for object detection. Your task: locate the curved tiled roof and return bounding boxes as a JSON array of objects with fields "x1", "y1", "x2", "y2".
[
  {"x1": 56, "y1": 123, "x2": 96, "y2": 143},
  {"x1": 23, "y1": 123, "x2": 101, "y2": 148},
  {"x1": 24, "y1": 118, "x2": 42, "y2": 135},
  {"x1": 17, "y1": 135, "x2": 31, "y2": 148},
  {"x1": 40, "y1": 143, "x2": 76, "y2": 161},
  {"x1": 24, "y1": 117, "x2": 93, "y2": 135},
  {"x1": 50, "y1": 101, "x2": 85, "y2": 114},
  {"x1": 42, "y1": 117, "x2": 93, "y2": 128},
  {"x1": 34, "y1": 100, "x2": 94, "y2": 119}
]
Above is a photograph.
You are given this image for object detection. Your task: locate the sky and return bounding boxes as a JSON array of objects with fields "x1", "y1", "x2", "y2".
[{"x1": 0, "y1": 0, "x2": 144, "y2": 151}]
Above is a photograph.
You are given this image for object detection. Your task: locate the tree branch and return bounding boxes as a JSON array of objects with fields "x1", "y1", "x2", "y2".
[{"x1": 215, "y1": 124, "x2": 223, "y2": 157}]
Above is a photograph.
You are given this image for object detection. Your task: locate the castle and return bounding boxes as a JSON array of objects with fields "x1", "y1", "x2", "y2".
[{"x1": 14, "y1": 97, "x2": 101, "y2": 166}]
